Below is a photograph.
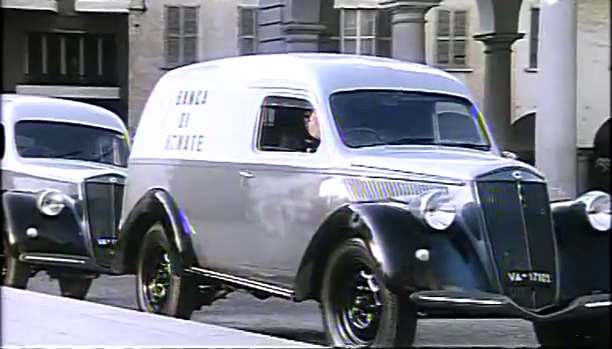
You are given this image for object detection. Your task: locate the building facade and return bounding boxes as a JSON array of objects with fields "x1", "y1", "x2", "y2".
[
  {"x1": 127, "y1": 0, "x2": 609, "y2": 194},
  {"x1": 1, "y1": 0, "x2": 133, "y2": 122}
]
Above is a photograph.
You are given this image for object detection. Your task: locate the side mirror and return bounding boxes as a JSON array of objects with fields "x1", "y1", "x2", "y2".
[{"x1": 501, "y1": 151, "x2": 518, "y2": 160}]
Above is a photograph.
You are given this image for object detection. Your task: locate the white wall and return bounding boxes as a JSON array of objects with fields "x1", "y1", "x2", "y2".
[{"x1": 512, "y1": 0, "x2": 610, "y2": 148}]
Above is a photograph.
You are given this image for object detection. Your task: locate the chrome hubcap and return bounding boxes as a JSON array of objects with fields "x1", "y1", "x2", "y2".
[
  {"x1": 144, "y1": 252, "x2": 171, "y2": 313},
  {"x1": 347, "y1": 270, "x2": 382, "y2": 330}
]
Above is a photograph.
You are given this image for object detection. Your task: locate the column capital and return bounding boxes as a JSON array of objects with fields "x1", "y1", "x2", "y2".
[
  {"x1": 380, "y1": 0, "x2": 442, "y2": 14},
  {"x1": 473, "y1": 32, "x2": 525, "y2": 53}
]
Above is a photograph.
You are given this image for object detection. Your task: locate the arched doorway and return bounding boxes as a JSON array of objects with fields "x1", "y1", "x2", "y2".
[
  {"x1": 511, "y1": 112, "x2": 535, "y2": 165},
  {"x1": 590, "y1": 118, "x2": 610, "y2": 193}
]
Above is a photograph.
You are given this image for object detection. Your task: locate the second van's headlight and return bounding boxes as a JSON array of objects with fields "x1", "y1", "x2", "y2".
[
  {"x1": 36, "y1": 189, "x2": 66, "y2": 216},
  {"x1": 408, "y1": 190, "x2": 457, "y2": 230},
  {"x1": 575, "y1": 191, "x2": 611, "y2": 232}
]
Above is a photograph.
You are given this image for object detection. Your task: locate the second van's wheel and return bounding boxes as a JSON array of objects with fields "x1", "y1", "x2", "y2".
[
  {"x1": 58, "y1": 276, "x2": 93, "y2": 300},
  {"x1": 2, "y1": 239, "x2": 30, "y2": 289},
  {"x1": 136, "y1": 222, "x2": 198, "y2": 320},
  {"x1": 320, "y1": 238, "x2": 418, "y2": 348}
]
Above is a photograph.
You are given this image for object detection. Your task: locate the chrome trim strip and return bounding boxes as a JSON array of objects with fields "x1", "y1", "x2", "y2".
[
  {"x1": 417, "y1": 295, "x2": 505, "y2": 306},
  {"x1": 584, "y1": 300, "x2": 611, "y2": 308},
  {"x1": 22, "y1": 255, "x2": 86, "y2": 264},
  {"x1": 189, "y1": 267, "x2": 294, "y2": 299}
]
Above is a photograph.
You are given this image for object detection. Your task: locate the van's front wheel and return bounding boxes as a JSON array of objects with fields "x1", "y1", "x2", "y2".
[
  {"x1": 136, "y1": 223, "x2": 197, "y2": 320},
  {"x1": 320, "y1": 238, "x2": 417, "y2": 348}
]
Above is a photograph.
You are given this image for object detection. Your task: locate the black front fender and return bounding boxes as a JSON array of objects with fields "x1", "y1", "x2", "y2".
[
  {"x1": 111, "y1": 188, "x2": 198, "y2": 276},
  {"x1": 2, "y1": 190, "x2": 88, "y2": 256},
  {"x1": 294, "y1": 202, "x2": 493, "y2": 301},
  {"x1": 551, "y1": 200, "x2": 610, "y2": 301}
]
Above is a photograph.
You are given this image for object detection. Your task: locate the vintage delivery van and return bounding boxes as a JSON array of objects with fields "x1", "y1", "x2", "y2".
[{"x1": 112, "y1": 53, "x2": 609, "y2": 348}]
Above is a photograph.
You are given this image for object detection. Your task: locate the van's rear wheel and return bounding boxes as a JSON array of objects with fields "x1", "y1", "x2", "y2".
[
  {"x1": 320, "y1": 238, "x2": 417, "y2": 348},
  {"x1": 136, "y1": 223, "x2": 197, "y2": 320}
]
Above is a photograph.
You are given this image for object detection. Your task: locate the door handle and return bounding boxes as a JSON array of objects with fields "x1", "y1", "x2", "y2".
[{"x1": 239, "y1": 170, "x2": 254, "y2": 179}]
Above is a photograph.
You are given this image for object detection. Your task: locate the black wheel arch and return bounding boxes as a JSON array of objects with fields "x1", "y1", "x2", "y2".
[
  {"x1": 293, "y1": 201, "x2": 492, "y2": 302},
  {"x1": 111, "y1": 188, "x2": 198, "y2": 276}
]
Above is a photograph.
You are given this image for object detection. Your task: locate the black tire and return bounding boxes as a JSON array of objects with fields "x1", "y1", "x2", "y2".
[
  {"x1": 1, "y1": 240, "x2": 30, "y2": 289},
  {"x1": 58, "y1": 276, "x2": 93, "y2": 300},
  {"x1": 136, "y1": 222, "x2": 197, "y2": 320},
  {"x1": 534, "y1": 316, "x2": 610, "y2": 348},
  {"x1": 320, "y1": 238, "x2": 417, "y2": 348}
]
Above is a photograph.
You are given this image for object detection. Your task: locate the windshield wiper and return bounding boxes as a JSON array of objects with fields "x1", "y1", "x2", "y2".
[
  {"x1": 385, "y1": 137, "x2": 437, "y2": 146},
  {"x1": 91, "y1": 149, "x2": 115, "y2": 161},
  {"x1": 54, "y1": 150, "x2": 85, "y2": 159},
  {"x1": 437, "y1": 142, "x2": 491, "y2": 150}
]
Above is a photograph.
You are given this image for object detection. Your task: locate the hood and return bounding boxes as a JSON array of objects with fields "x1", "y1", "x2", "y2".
[
  {"x1": 4, "y1": 158, "x2": 127, "y2": 183},
  {"x1": 346, "y1": 146, "x2": 542, "y2": 182}
]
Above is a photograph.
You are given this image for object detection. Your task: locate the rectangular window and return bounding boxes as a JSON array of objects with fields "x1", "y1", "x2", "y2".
[
  {"x1": 529, "y1": 7, "x2": 540, "y2": 69},
  {"x1": 256, "y1": 96, "x2": 318, "y2": 153},
  {"x1": 238, "y1": 7, "x2": 258, "y2": 55},
  {"x1": 436, "y1": 9, "x2": 469, "y2": 68},
  {"x1": 340, "y1": 9, "x2": 380, "y2": 56},
  {"x1": 165, "y1": 6, "x2": 199, "y2": 68},
  {"x1": 25, "y1": 32, "x2": 117, "y2": 85}
]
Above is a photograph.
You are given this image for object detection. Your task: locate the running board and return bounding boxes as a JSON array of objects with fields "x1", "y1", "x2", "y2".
[
  {"x1": 19, "y1": 253, "x2": 89, "y2": 265},
  {"x1": 186, "y1": 267, "x2": 294, "y2": 300}
]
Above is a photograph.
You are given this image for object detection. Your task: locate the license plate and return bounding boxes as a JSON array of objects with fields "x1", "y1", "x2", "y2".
[{"x1": 507, "y1": 271, "x2": 553, "y2": 285}]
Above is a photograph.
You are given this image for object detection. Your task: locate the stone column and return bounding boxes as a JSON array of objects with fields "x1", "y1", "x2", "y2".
[
  {"x1": 257, "y1": 0, "x2": 325, "y2": 53},
  {"x1": 473, "y1": 32, "x2": 524, "y2": 152},
  {"x1": 535, "y1": 0, "x2": 577, "y2": 198},
  {"x1": 381, "y1": 0, "x2": 441, "y2": 63}
]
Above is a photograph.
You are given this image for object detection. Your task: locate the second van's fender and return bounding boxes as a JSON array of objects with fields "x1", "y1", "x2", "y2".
[
  {"x1": 111, "y1": 189, "x2": 198, "y2": 275},
  {"x1": 293, "y1": 202, "x2": 493, "y2": 301}
]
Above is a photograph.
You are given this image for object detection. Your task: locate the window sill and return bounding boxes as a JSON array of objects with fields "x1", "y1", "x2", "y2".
[
  {"x1": 436, "y1": 66, "x2": 474, "y2": 73},
  {"x1": 524, "y1": 67, "x2": 539, "y2": 73}
]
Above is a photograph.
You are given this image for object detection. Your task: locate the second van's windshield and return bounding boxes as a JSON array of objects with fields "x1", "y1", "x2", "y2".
[
  {"x1": 14, "y1": 120, "x2": 130, "y2": 167},
  {"x1": 329, "y1": 90, "x2": 491, "y2": 150}
]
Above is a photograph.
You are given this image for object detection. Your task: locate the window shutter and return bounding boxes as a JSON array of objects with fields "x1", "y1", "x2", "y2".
[
  {"x1": 437, "y1": 9, "x2": 450, "y2": 37},
  {"x1": 238, "y1": 7, "x2": 257, "y2": 55},
  {"x1": 183, "y1": 7, "x2": 199, "y2": 64},
  {"x1": 436, "y1": 39, "x2": 449, "y2": 64},
  {"x1": 452, "y1": 39, "x2": 466, "y2": 66},
  {"x1": 239, "y1": 8, "x2": 255, "y2": 36},
  {"x1": 165, "y1": 6, "x2": 180, "y2": 66},
  {"x1": 454, "y1": 10, "x2": 467, "y2": 37}
]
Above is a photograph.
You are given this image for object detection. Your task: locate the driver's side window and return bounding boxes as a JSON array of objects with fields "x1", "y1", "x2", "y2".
[{"x1": 255, "y1": 96, "x2": 319, "y2": 153}]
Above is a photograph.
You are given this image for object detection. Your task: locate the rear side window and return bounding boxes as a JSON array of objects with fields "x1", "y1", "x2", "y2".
[{"x1": 255, "y1": 96, "x2": 319, "y2": 153}]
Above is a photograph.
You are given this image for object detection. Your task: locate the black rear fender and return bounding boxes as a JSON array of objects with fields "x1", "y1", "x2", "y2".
[{"x1": 111, "y1": 188, "x2": 197, "y2": 276}]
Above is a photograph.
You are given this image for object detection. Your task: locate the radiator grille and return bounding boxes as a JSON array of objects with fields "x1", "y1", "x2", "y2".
[
  {"x1": 84, "y1": 175, "x2": 125, "y2": 267},
  {"x1": 477, "y1": 178, "x2": 556, "y2": 309}
]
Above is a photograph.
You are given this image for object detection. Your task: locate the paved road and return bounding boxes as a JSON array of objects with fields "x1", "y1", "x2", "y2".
[{"x1": 26, "y1": 272, "x2": 540, "y2": 348}]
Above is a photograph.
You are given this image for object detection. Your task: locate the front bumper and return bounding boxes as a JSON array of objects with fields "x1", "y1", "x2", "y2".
[{"x1": 410, "y1": 289, "x2": 610, "y2": 321}]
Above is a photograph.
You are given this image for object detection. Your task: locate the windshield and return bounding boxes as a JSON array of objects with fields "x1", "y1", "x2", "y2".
[
  {"x1": 329, "y1": 90, "x2": 491, "y2": 150},
  {"x1": 14, "y1": 120, "x2": 129, "y2": 167}
]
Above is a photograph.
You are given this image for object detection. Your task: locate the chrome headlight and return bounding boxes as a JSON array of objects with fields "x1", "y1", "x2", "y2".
[
  {"x1": 575, "y1": 191, "x2": 611, "y2": 232},
  {"x1": 36, "y1": 189, "x2": 66, "y2": 216},
  {"x1": 408, "y1": 190, "x2": 457, "y2": 230}
]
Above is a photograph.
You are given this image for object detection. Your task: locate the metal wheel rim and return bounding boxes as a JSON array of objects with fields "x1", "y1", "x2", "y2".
[
  {"x1": 330, "y1": 255, "x2": 383, "y2": 346},
  {"x1": 141, "y1": 244, "x2": 171, "y2": 314}
]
